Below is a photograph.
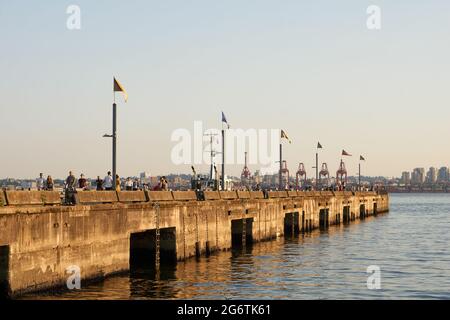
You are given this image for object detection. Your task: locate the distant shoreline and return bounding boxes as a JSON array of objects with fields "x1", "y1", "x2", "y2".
[{"x1": 389, "y1": 191, "x2": 449, "y2": 194}]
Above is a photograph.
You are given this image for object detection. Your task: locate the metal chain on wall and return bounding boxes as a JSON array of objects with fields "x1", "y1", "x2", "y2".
[
  {"x1": 215, "y1": 207, "x2": 219, "y2": 250},
  {"x1": 182, "y1": 208, "x2": 186, "y2": 259},
  {"x1": 241, "y1": 198, "x2": 246, "y2": 249},
  {"x1": 205, "y1": 209, "x2": 209, "y2": 250},
  {"x1": 154, "y1": 202, "x2": 161, "y2": 277},
  {"x1": 195, "y1": 208, "x2": 200, "y2": 257}
]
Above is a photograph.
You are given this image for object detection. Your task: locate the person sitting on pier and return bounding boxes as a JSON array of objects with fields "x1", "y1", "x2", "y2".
[
  {"x1": 96, "y1": 176, "x2": 103, "y2": 191},
  {"x1": 161, "y1": 176, "x2": 169, "y2": 191},
  {"x1": 103, "y1": 171, "x2": 113, "y2": 190},
  {"x1": 46, "y1": 175, "x2": 54, "y2": 191},
  {"x1": 78, "y1": 174, "x2": 88, "y2": 190}
]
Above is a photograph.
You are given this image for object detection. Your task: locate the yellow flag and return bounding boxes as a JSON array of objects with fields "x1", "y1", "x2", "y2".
[
  {"x1": 113, "y1": 77, "x2": 128, "y2": 102},
  {"x1": 281, "y1": 130, "x2": 292, "y2": 144}
]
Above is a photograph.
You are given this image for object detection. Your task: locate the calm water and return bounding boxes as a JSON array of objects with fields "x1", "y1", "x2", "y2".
[{"x1": 22, "y1": 194, "x2": 450, "y2": 300}]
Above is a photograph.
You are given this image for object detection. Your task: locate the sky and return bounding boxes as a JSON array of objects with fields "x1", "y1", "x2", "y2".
[{"x1": 1, "y1": 0, "x2": 449, "y2": 179}]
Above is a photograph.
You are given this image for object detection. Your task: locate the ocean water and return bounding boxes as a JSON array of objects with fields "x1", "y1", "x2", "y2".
[{"x1": 22, "y1": 193, "x2": 450, "y2": 300}]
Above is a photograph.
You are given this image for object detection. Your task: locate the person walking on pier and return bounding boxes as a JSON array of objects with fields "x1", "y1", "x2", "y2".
[
  {"x1": 36, "y1": 173, "x2": 45, "y2": 191},
  {"x1": 159, "y1": 176, "x2": 169, "y2": 191},
  {"x1": 103, "y1": 171, "x2": 113, "y2": 190},
  {"x1": 46, "y1": 175, "x2": 54, "y2": 191},
  {"x1": 96, "y1": 176, "x2": 103, "y2": 191}
]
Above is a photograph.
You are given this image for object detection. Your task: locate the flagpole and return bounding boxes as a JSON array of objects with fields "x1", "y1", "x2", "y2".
[
  {"x1": 358, "y1": 162, "x2": 361, "y2": 191},
  {"x1": 315, "y1": 150, "x2": 319, "y2": 190},
  {"x1": 279, "y1": 143, "x2": 282, "y2": 190},
  {"x1": 112, "y1": 96, "x2": 117, "y2": 190},
  {"x1": 221, "y1": 124, "x2": 225, "y2": 191}
]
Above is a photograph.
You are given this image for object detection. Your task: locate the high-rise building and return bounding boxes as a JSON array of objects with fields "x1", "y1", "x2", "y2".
[
  {"x1": 438, "y1": 167, "x2": 449, "y2": 182},
  {"x1": 426, "y1": 167, "x2": 437, "y2": 184},
  {"x1": 400, "y1": 171, "x2": 411, "y2": 185},
  {"x1": 254, "y1": 170, "x2": 261, "y2": 184},
  {"x1": 140, "y1": 172, "x2": 151, "y2": 185},
  {"x1": 411, "y1": 168, "x2": 425, "y2": 185}
]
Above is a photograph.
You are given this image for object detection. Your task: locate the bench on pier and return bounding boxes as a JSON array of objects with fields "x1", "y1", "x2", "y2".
[
  {"x1": 0, "y1": 190, "x2": 6, "y2": 206},
  {"x1": 117, "y1": 191, "x2": 147, "y2": 203},
  {"x1": 267, "y1": 191, "x2": 279, "y2": 198},
  {"x1": 146, "y1": 191, "x2": 174, "y2": 202},
  {"x1": 287, "y1": 191, "x2": 299, "y2": 198},
  {"x1": 219, "y1": 191, "x2": 238, "y2": 200},
  {"x1": 203, "y1": 191, "x2": 220, "y2": 200},
  {"x1": 172, "y1": 191, "x2": 197, "y2": 201},
  {"x1": 76, "y1": 191, "x2": 118, "y2": 204},
  {"x1": 249, "y1": 191, "x2": 264, "y2": 199},
  {"x1": 4, "y1": 190, "x2": 61, "y2": 206},
  {"x1": 237, "y1": 190, "x2": 250, "y2": 199}
]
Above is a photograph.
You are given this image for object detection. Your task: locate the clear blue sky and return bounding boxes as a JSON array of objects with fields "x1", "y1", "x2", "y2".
[{"x1": 1, "y1": 0, "x2": 449, "y2": 179}]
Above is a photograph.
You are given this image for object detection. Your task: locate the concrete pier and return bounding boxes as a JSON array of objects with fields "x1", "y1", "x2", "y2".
[{"x1": 0, "y1": 189, "x2": 389, "y2": 297}]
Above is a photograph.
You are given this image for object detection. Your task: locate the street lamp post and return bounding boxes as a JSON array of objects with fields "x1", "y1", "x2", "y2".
[
  {"x1": 112, "y1": 102, "x2": 117, "y2": 188},
  {"x1": 359, "y1": 162, "x2": 361, "y2": 190},
  {"x1": 221, "y1": 128, "x2": 225, "y2": 191},
  {"x1": 279, "y1": 143, "x2": 282, "y2": 190},
  {"x1": 315, "y1": 151, "x2": 319, "y2": 189},
  {"x1": 103, "y1": 102, "x2": 117, "y2": 189}
]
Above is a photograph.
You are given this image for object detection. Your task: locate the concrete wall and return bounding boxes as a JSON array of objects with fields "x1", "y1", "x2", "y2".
[{"x1": 0, "y1": 190, "x2": 389, "y2": 297}]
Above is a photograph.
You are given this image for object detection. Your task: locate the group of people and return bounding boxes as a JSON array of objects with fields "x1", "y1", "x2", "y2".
[
  {"x1": 93, "y1": 171, "x2": 118, "y2": 191},
  {"x1": 64, "y1": 171, "x2": 92, "y2": 191},
  {"x1": 37, "y1": 172, "x2": 171, "y2": 193},
  {"x1": 94, "y1": 173, "x2": 140, "y2": 191},
  {"x1": 64, "y1": 171, "x2": 135, "y2": 192},
  {"x1": 36, "y1": 173, "x2": 54, "y2": 191}
]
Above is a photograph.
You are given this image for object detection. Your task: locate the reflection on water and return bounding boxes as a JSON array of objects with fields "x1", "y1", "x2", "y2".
[{"x1": 21, "y1": 194, "x2": 450, "y2": 300}]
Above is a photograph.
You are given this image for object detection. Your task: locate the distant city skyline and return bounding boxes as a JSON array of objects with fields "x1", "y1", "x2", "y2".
[
  {"x1": 1, "y1": 164, "x2": 449, "y2": 181},
  {"x1": 1, "y1": 1, "x2": 450, "y2": 179}
]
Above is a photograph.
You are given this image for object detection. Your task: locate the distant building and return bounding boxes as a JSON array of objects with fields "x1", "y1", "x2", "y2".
[
  {"x1": 426, "y1": 167, "x2": 437, "y2": 184},
  {"x1": 438, "y1": 167, "x2": 449, "y2": 182},
  {"x1": 149, "y1": 176, "x2": 159, "y2": 187},
  {"x1": 140, "y1": 172, "x2": 151, "y2": 185},
  {"x1": 21, "y1": 181, "x2": 36, "y2": 190},
  {"x1": 254, "y1": 170, "x2": 261, "y2": 185},
  {"x1": 411, "y1": 168, "x2": 425, "y2": 185},
  {"x1": 400, "y1": 171, "x2": 411, "y2": 185}
]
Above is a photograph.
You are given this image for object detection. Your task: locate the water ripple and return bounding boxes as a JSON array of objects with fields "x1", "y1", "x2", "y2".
[{"x1": 21, "y1": 194, "x2": 450, "y2": 300}]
